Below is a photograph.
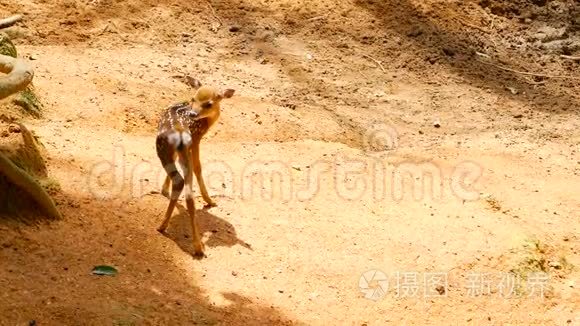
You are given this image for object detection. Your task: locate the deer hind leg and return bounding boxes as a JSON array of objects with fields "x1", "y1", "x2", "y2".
[
  {"x1": 157, "y1": 161, "x2": 184, "y2": 233},
  {"x1": 161, "y1": 174, "x2": 171, "y2": 198},
  {"x1": 161, "y1": 152, "x2": 177, "y2": 198},
  {"x1": 192, "y1": 142, "x2": 216, "y2": 207},
  {"x1": 180, "y1": 150, "x2": 205, "y2": 256}
]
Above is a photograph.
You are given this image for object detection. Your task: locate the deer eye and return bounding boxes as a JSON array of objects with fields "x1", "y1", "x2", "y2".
[{"x1": 201, "y1": 101, "x2": 213, "y2": 109}]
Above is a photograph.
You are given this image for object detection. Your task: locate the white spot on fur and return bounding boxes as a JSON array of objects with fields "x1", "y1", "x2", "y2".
[
  {"x1": 167, "y1": 131, "x2": 181, "y2": 147},
  {"x1": 181, "y1": 131, "x2": 192, "y2": 146}
]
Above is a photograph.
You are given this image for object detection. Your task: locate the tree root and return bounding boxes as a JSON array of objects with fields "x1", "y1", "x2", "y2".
[
  {"x1": 0, "y1": 44, "x2": 61, "y2": 220},
  {"x1": 0, "y1": 53, "x2": 34, "y2": 98},
  {"x1": 0, "y1": 15, "x2": 22, "y2": 30},
  {"x1": 0, "y1": 151, "x2": 61, "y2": 219}
]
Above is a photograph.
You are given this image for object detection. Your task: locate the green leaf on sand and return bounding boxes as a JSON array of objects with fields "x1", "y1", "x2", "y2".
[{"x1": 92, "y1": 265, "x2": 118, "y2": 276}]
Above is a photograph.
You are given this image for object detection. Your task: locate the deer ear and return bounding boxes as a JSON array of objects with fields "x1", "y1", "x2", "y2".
[
  {"x1": 186, "y1": 76, "x2": 202, "y2": 90},
  {"x1": 221, "y1": 89, "x2": 235, "y2": 99}
]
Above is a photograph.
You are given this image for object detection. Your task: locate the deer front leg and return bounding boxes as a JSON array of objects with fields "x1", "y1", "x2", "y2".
[
  {"x1": 185, "y1": 196, "x2": 205, "y2": 257},
  {"x1": 181, "y1": 151, "x2": 205, "y2": 256},
  {"x1": 192, "y1": 142, "x2": 216, "y2": 207}
]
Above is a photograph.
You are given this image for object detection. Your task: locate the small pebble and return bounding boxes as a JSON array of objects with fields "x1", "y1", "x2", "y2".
[
  {"x1": 506, "y1": 87, "x2": 518, "y2": 95},
  {"x1": 548, "y1": 261, "x2": 562, "y2": 269}
]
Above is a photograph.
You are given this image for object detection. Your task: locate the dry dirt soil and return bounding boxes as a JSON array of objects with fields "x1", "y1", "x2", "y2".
[{"x1": 0, "y1": 0, "x2": 579, "y2": 325}]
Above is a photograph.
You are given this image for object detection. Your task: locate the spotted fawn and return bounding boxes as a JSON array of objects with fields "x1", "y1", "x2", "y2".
[{"x1": 155, "y1": 77, "x2": 235, "y2": 257}]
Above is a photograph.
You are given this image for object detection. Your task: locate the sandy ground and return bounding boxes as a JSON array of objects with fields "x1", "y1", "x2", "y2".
[{"x1": 0, "y1": 0, "x2": 579, "y2": 325}]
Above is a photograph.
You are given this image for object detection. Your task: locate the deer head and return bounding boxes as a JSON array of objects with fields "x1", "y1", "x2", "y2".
[{"x1": 186, "y1": 77, "x2": 235, "y2": 121}]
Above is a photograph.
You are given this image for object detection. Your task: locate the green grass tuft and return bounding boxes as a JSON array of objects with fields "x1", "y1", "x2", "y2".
[{"x1": 13, "y1": 87, "x2": 43, "y2": 117}]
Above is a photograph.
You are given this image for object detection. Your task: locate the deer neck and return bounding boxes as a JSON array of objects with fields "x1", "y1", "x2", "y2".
[{"x1": 205, "y1": 108, "x2": 220, "y2": 128}]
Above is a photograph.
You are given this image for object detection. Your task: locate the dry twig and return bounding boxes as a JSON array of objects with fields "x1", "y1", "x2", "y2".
[
  {"x1": 560, "y1": 55, "x2": 580, "y2": 61},
  {"x1": 99, "y1": 20, "x2": 119, "y2": 35},
  {"x1": 205, "y1": 0, "x2": 223, "y2": 31},
  {"x1": 362, "y1": 54, "x2": 386, "y2": 73},
  {"x1": 358, "y1": 70, "x2": 370, "y2": 80},
  {"x1": 524, "y1": 77, "x2": 547, "y2": 85},
  {"x1": 306, "y1": 15, "x2": 328, "y2": 22},
  {"x1": 456, "y1": 17, "x2": 490, "y2": 33}
]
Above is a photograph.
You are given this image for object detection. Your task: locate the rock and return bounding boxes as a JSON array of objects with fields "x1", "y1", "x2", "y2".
[
  {"x1": 442, "y1": 47, "x2": 455, "y2": 57},
  {"x1": 150, "y1": 286, "x2": 162, "y2": 295},
  {"x1": 539, "y1": 39, "x2": 578, "y2": 53},
  {"x1": 256, "y1": 30, "x2": 275, "y2": 42},
  {"x1": 427, "y1": 56, "x2": 438, "y2": 64},
  {"x1": 506, "y1": 87, "x2": 518, "y2": 95},
  {"x1": 8, "y1": 124, "x2": 21, "y2": 133},
  {"x1": 548, "y1": 261, "x2": 562, "y2": 269},
  {"x1": 433, "y1": 119, "x2": 441, "y2": 128},
  {"x1": 407, "y1": 27, "x2": 423, "y2": 37},
  {"x1": 533, "y1": 26, "x2": 567, "y2": 43},
  {"x1": 229, "y1": 25, "x2": 241, "y2": 32},
  {"x1": 513, "y1": 113, "x2": 523, "y2": 119},
  {"x1": 531, "y1": 0, "x2": 547, "y2": 6}
]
